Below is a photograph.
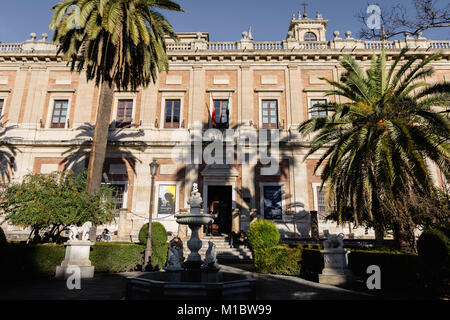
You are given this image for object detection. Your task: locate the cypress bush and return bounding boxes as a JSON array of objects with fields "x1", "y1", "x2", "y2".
[
  {"x1": 247, "y1": 220, "x2": 280, "y2": 252},
  {"x1": 138, "y1": 222, "x2": 169, "y2": 270}
]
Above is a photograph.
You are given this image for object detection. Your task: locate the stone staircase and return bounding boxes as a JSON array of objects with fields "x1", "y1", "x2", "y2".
[{"x1": 182, "y1": 234, "x2": 253, "y2": 264}]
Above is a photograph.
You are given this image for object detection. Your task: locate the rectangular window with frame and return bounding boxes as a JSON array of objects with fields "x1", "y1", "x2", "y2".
[
  {"x1": 158, "y1": 184, "x2": 176, "y2": 215},
  {"x1": 112, "y1": 184, "x2": 126, "y2": 211},
  {"x1": 116, "y1": 99, "x2": 133, "y2": 128},
  {"x1": 316, "y1": 185, "x2": 327, "y2": 216},
  {"x1": 310, "y1": 99, "x2": 328, "y2": 118},
  {"x1": 263, "y1": 185, "x2": 283, "y2": 220},
  {"x1": 51, "y1": 100, "x2": 69, "y2": 128},
  {"x1": 164, "y1": 99, "x2": 181, "y2": 128},
  {"x1": 262, "y1": 100, "x2": 278, "y2": 129},
  {"x1": 213, "y1": 99, "x2": 229, "y2": 129}
]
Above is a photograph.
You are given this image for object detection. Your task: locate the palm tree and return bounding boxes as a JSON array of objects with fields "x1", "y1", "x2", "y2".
[
  {"x1": 299, "y1": 48, "x2": 450, "y2": 251},
  {"x1": 49, "y1": 0, "x2": 183, "y2": 245}
]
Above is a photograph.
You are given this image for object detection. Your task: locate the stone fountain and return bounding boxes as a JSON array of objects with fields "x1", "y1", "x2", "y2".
[
  {"x1": 126, "y1": 183, "x2": 255, "y2": 300},
  {"x1": 176, "y1": 183, "x2": 214, "y2": 270}
]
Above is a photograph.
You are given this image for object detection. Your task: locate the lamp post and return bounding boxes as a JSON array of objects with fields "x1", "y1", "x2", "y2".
[{"x1": 144, "y1": 160, "x2": 159, "y2": 271}]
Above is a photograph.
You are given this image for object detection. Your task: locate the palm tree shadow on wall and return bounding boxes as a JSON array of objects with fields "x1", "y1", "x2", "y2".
[
  {"x1": 0, "y1": 118, "x2": 20, "y2": 183},
  {"x1": 60, "y1": 123, "x2": 146, "y2": 174},
  {"x1": 173, "y1": 122, "x2": 308, "y2": 239}
]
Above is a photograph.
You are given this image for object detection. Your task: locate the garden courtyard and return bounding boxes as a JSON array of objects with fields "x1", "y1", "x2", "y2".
[{"x1": 0, "y1": 0, "x2": 449, "y2": 303}]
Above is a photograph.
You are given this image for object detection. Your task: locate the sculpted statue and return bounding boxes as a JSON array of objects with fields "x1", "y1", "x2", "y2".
[
  {"x1": 187, "y1": 183, "x2": 202, "y2": 208},
  {"x1": 68, "y1": 221, "x2": 92, "y2": 241},
  {"x1": 202, "y1": 241, "x2": 219, "y2": 269},
  {"x1": 166, "y1": 246, "x2": 184, "y2": 271},
  {"x1": 323, "y1": 230, "x2": 345, "y2": 249}
]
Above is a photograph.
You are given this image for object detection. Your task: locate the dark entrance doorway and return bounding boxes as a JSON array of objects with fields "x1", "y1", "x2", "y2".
[{"x1": 207, "y1": 186, "x2": 232, "y2": 234}]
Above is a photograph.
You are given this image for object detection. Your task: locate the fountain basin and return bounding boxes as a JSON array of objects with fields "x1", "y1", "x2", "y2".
[
  {"x1": 175, "y1": 213, "x2": 214, "y2": 225},
  {"x1": 126, "y1": 270, "x2": 256, "y2": 300}
]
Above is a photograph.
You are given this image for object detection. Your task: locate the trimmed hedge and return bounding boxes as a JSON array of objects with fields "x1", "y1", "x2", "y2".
[
  {"x1": 247, "y1": 220, "x2": 280, "y2": 252},
  {"x1": 253, "y1": 246, "x2": 323, "y2": 280},
  {"x1": 0, "y1": 241, "x2": 145, "y2": 282},
  {"x1": 254, "y1": 246, "x2": 303, "y2": 275},
  {"x1": 90, "y1": 242, "x2": 144, "y2": 273},
  {"x1": 138, "y1": 222, "x2": 169, "y2": 270},
  {"x1": 348, "y1": 249, "x2": 420, "y2": 290},
  {"x1": 253, "y1": 245, "x2": 430, "y2": 291}
]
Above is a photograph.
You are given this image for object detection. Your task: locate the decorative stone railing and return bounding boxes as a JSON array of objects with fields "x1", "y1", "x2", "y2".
[
  {"x1": 1, "y1": 37, "x2": 449, "y2": 55},
  {"x1": 363, "y1": 41, "x2": 396, "y2": 50},
  {"x1": 0, "y1": 43, "x2": 23, "y2": 52},
  {"x1": 298, "y1": 41, "x2": 329, "y2": 50},
  {"x1": 208, "y1": 42, "x2": 238, "y2": 51},
  {"x1": 167, "y1": 42, "x2": 192, "y2": 51},
  {"x1": 253, "y1": 41, "x2": 284, "y2": 50},
  {"x1": 429, "y1": 41, "x2": 450, "y2": 49}
]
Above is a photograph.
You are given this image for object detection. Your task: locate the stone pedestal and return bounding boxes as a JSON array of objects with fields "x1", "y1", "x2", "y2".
[
  {"x1": 186, "y1": 224, "x2": 203, "y2": 263},
  {"x1": 55, "y1": 240, "x2": 94, "y2": 279},
  {"x1": 318, "y1": 248, "x2": 354, "y2": 286}
]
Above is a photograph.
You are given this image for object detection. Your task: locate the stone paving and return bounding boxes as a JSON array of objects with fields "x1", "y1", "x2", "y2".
[{"x1": 0, "y1": 264, "x2": 373, "y2": 300}]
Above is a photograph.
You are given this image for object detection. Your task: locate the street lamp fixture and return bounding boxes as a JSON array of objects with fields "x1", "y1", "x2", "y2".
[
  {"x1": 150, "y1": 160, "x2": 159, "y2": 177},
  {"x1": 144, "y1": 160, "x2": 159, "y2": 271}
]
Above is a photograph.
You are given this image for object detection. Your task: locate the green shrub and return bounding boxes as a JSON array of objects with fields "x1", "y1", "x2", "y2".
[
  {"x1": 247, "y1": 220, "x2": 280, "y2": 252},
  {"x1": 254, "y1": 246, "x2": 303, "y2": 275},
  {"x1": 253, "y1": 245, "x2": 323, "y2": 279},
  {"x1": 417, "y1": 229, "x2": 449, "y2": 267},
  {"x1": 0, "y1": 242, "x2": 146, "y2": 281},
  {"x1": 90, "y1": 242, "x2": 145, "y2": 273},
  {"x1": 138, "y1": 222, "x2": 169, "y2": 270},
  {"x1": 348, "y1": 249, "x2": 420, "y2": 290},
  {"x1": 252, "y1": 245, "x2": 423, "y2": 291},
  {"x1": 0, "y1": 243, "x2": 65, "y2": 280}
]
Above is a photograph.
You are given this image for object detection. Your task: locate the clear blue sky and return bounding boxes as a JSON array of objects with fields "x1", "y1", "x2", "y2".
[{"x1": 0, "y1": 0, "x2": 448, "y2": 43}]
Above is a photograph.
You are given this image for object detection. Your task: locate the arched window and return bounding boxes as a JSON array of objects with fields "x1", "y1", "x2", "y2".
[{"x1": 304, "y1": 32, "x2": 317, "y2": 41}]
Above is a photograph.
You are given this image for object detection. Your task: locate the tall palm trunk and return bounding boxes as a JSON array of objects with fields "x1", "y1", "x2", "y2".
[
  {"x1": 87, "y1": 81, "x2": 115, "y2": 241},
  {"x1": 393, "y1": 216, "x2": 417, "y2": 253}
]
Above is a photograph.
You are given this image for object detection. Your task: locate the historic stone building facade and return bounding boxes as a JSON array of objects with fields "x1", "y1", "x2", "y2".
[{"x1": 0, "y1": 11, "x2": 449, "y2": 241}]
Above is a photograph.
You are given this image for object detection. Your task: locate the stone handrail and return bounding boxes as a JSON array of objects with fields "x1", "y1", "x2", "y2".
[
  {"x1": 2, "y1": 38, "x2": 450, "y2": 55},
  {"x1": 167, "y1": 42, "x2": 192, "y2": 51},
  {"x1": 428, "y1": 41, "x2": 450, "y2": 49},
  {"x1": 298, "y1": 41, "x2": 329, "y2": 49},
  {"x1": 253, "y1": 41, "x2": 284, "y2": 50},
  {"x1": 363, "y1": 41, "x2": 396, "y2": 50},
  {"x1": 0, "y1": 43, "x2": 22, "y2": 52},
  {"x1": 208, "y1": 42, "x2": 238, "y2": 51}
]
